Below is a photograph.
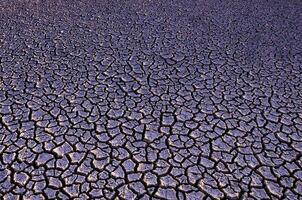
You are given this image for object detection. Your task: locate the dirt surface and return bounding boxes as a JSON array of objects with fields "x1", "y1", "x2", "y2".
[{"x1": 0, "y1": 0, "x2": 302, "y2": 199}]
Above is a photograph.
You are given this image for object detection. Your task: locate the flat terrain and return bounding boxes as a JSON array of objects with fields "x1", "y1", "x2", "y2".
[{"x1": 0, "y1": 0, "x2": 302, "y2": 199}]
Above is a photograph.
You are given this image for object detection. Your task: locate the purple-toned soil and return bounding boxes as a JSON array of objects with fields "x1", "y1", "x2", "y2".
[{"x1": 0, "y1": 0, "x2": 302, "y2": 199}]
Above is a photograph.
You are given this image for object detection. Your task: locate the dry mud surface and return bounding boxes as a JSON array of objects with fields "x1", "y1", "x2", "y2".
[{"x1": 0, "y1": 0, "x2": 302, "y2": 199}]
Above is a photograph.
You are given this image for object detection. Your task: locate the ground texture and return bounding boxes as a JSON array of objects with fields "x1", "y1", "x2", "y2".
[{"x1": 0, "y1": 0, "x2": 302, "y2": 199}]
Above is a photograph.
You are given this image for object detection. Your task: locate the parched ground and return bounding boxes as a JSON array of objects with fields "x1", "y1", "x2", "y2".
[{"x1": 0, "y1": 0, "x2": 302, "y2": 199}]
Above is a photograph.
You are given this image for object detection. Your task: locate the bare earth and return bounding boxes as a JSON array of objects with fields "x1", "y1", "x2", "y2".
[{"x1": 0, "y1": 0, "x2": 302, "y2": 199}]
